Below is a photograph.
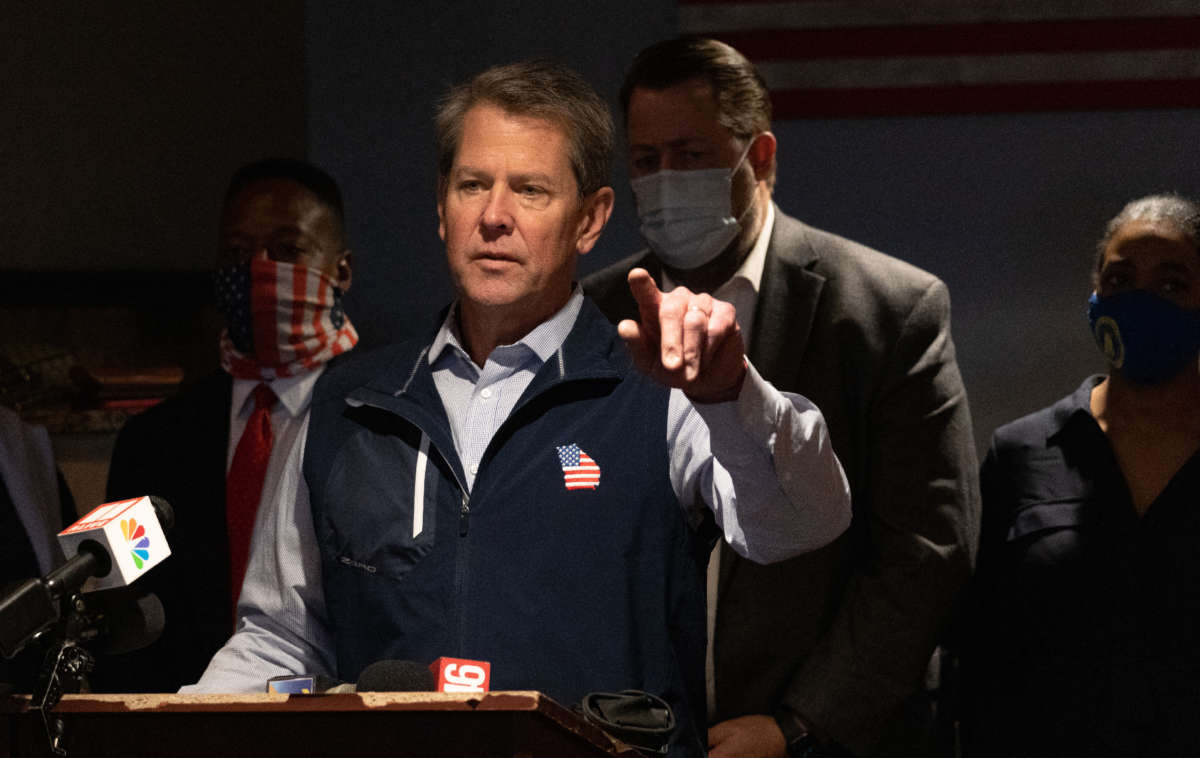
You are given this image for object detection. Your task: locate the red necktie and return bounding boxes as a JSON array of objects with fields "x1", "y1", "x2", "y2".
[{"x1": 226, "y1": 383, "x2": 276, "y2": 626}]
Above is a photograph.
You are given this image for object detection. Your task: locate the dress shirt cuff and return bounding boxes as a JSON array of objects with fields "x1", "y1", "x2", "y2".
[
  {"x1": 691, "y1": 360, "x2": 789, "y2": 463},
  {"x1": 691, "y1": 358, "x2": 851, "y2": 561}
]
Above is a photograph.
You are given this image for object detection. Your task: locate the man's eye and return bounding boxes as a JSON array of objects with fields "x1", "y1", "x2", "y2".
[
  {"x1": 459, "y1": 180, "x2": 483, "y2": 193},
  {"x1": 520, "y1": 185, "x2": 545, "y2": 197},
  {"x1": 631, "y1": 156, "x2": 658, "y2": 174}
]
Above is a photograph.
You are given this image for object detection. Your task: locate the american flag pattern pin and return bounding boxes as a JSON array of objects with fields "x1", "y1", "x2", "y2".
[{"x1": 556, "y1": 444, "x2": 601, "y2": 491}]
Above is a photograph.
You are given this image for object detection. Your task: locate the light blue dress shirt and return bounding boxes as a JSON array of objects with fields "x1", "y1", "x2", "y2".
[{"x1": 185, "y1": 287, "x2": 850, "y2": 692}]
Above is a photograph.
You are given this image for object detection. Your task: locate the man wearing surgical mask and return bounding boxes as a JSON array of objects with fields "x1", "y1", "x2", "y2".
[
  {"x1": 585, "y1": 38, "x2": 979, "y2": 758},
  {"x1": 94, "y1": 158, "x2": 356, "y2": 693}
]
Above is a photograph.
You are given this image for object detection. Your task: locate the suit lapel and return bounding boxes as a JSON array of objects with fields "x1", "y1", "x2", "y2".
[
  {"x1": 747, "y1": 211, "x2": 825, "y2": 387},
  {"x1": 720, "y1": 211, "x2": 826, "y2": 596},
  {"x1": 189, "y1": 374, "x2": 234, "y2": 628}
]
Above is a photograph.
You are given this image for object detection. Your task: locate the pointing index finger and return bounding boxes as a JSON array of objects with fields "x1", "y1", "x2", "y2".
[
  {"x1": 627, "y1": 267, "x2": 663, "y2": 337},
  {"x1": 627, "y1": 267, "x2": 661, "y2": 308}
]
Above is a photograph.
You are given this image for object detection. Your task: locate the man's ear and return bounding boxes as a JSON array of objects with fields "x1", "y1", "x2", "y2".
[
  {"x1": 335, "y1": 249, "x2": 353, "y2": 292},
  {"x1": 437, "y1": 200, "x2": 447, "y2": 242},
  {"x1": 575, "y1": 186, "x2": 615, "y2": 256},
  {"x1": 748, "y1": 132, "x2": 777, "y2": 183}
]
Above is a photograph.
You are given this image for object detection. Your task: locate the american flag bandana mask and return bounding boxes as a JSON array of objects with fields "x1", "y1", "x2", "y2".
[{"x1": 215, "y1": 258, "x2": 358, "y2": 381}]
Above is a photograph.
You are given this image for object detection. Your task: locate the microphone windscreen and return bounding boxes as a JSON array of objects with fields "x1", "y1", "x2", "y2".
[
  {"x1": 356, "y1": 660, "x2": 435, "y2": 692},
  {"x1": 85, "y1": 588, "x2": 165, "y2": 655},
  {"x1": 148, "y1": 496, "x2": 175, "y2": 535}
]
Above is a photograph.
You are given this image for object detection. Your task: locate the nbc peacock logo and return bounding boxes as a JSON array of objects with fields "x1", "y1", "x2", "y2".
[{"x1": 121, "y1": 518, "x2": 152, "y2": 570}]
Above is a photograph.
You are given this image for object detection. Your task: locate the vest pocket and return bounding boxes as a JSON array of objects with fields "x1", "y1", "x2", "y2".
[{"x1": 319, "y1": 429, "x2": 439, "y2": 583}]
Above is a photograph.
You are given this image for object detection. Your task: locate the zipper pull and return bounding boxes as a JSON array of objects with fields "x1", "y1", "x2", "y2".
[{"x1": 459, "y1": 491, "x2": 470, "y2": 537}]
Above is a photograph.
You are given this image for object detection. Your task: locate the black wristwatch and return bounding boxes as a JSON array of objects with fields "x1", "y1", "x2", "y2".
[{"x1": 774, "y1": 709, "x2": 827, "y2": 758}]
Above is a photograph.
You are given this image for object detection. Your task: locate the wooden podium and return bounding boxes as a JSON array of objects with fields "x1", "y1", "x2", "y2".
[{"x1": 0, "y1": 691, "x2": 645, "y2": 757}]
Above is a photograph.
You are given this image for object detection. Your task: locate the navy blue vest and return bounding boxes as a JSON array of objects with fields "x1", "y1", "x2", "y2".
[{"x1": 305, "y1": 301, "x2": 709, "y2": 756}]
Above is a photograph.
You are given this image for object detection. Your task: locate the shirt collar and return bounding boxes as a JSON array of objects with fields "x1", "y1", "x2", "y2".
[
  {"x1": 732, "y1": 200, "x2": 773, "y2": 295},
  {"x1": 428, "y1": 286, "x2": 586, "y2": 367},
  {"x1": 1046, "y1": 374, "x2": 1107, "y2": 444},
  {"x1": 231, "y1": 365, "x2": 325, "y2": 419}
]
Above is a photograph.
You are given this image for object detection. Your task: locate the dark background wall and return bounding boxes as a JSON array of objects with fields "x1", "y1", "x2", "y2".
[
  {"x1": 3, "y1": 2, "x2": 307, "y2": 272},
  {"x1": 5, "y1": 1, "x2": 1200, "y2": 459},
  {"x1": 769, "y1": 110, "x2": 1200, "y2": 451}
]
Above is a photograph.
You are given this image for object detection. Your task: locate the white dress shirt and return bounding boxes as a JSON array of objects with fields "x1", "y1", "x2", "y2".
[{"x1": 227, "y1": 367, "x2": 324, "y2": 609}]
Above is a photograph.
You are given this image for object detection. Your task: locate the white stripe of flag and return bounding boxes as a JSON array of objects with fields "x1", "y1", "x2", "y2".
[
  {"x1": 556, "y1": 443, "x2": 601, "y2": 491},
  {"x1": 678, "y1": 0, "x2": 1200, "y2": 117}
]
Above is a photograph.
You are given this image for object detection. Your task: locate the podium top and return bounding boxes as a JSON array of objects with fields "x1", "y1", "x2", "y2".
[
  {"x1": 4, "y1": 689, "x2": 554, "y2": 713},
  {"x1": 0, "y1": 690, "x2": 647, "y2": 757}
]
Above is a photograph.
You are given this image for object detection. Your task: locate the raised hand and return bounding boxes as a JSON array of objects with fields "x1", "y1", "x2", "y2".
[{"x1": 617, "y1": 268, "x2": 747, "y2": 403}]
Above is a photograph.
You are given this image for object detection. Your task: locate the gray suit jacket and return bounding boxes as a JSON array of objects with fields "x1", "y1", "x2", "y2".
[{"x1": 582, "y1": 209, "x2": 980, "y2": 756}]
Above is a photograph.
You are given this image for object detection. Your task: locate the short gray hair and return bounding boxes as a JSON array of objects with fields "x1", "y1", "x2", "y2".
[{"x1": 435, "y1": 59, "x2": 614, "y2": 199}]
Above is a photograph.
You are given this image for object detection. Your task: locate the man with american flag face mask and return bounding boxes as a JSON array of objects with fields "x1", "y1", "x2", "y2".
[{"x1": 93, "y1": 158, "x2": 357, "y2": 694}]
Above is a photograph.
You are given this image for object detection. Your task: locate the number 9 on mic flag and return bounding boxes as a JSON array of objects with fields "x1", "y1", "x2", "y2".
[{"x1": 430, "y1": 657, "x2": 491, "y2": 693}]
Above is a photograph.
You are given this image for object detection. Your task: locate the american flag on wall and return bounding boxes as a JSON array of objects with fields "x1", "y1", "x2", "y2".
[
  {"x1": 679, "y1": 0, "x2": 1200, "y2": 117},
  {"x1": 556, "y1": 444, "x2": 602, "y2": 491}
]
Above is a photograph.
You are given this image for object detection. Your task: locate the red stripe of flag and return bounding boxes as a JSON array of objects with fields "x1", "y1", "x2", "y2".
[
  {"x1": 313, "y1": 272, "x2": 329, "y2": 336},
  {"x1": 563, "y1": 452, "x2": 601, "y2": 490},
  {"x1": 288, "y1": 263, "x2": 307, "y2": 363},
  {"x1": 251, "y1": 258, "x2": 281, "y2": 366},
  {"x1": 680, "y1": 4, "x2": 1200, "y2": 117},
  {"x1": 710, "y1": 18, "x2": 1200, "y2": 60}
]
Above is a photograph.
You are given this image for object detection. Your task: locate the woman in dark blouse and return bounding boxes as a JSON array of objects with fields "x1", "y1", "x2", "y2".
[{"x1": 963, "y1": 194, "x2": 1200, "y2": 757}]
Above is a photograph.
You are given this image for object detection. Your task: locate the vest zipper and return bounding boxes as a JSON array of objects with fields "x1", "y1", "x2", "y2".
[{"x1": 455, "y1": 488, "x2": 470, "y2": 655}]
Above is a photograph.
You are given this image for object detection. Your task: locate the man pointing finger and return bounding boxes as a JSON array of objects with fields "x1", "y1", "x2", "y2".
[{"x1": 620, "y1": 267, "x2": 747, "y2": 402}]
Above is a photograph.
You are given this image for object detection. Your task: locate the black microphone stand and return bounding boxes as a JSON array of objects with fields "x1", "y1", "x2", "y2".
[
  {"x1": 31, "y1": 588, "x2": 114, "y2": 756},
  {"x1": 0, "y1": 544, "x2": 112, "y2": 756}
]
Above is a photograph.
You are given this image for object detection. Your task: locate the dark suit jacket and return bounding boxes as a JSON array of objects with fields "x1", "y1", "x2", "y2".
[
  {"x1": 93, "y1": 371, "x2": 233, "y2": 693},
  {"x1": 583, "y1": 209, "x2": 980, "y2": 756},
  {"x1": 0, "y1": 467, "x2": 76, "y2": 693}
]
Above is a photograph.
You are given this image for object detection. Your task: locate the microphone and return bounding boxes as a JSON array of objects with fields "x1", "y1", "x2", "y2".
[
  {"x1": 356, "y1": 660, "x2": 436, "y2": 692},
  {"x1": 264, "y1": 656, "x2": 492, "y2": 695},
  {"x1": 358, "y1": 657, "x2": 491, "y2": 693},
  {"x1": 76, "y1": 587, "x2": 165, "y2": 656},
  {"x1": 56, "y1": 495, "x2": 174, "y2": 592},
  {"x1": 265, "y1": 662, "x2": 432, "y2": 695},
  {"x1": 0, "y1": 496, "x2": 173, "y2": 659}
]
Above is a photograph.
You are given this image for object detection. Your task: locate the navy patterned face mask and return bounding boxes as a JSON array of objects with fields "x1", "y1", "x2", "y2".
[{"x1": 1087, "y1": 290, "x2": 1200, "y2": 384}]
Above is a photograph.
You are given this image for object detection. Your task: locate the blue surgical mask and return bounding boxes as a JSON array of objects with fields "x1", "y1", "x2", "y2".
[
  {"x1": 1087, "y1": 290, "x2": 1200, "y2": 384},
  {"x1": 630, "y1": 140, "x2": 756, "y2": 270}
]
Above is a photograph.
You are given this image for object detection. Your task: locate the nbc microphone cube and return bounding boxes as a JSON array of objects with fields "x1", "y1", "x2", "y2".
[{"x1": 58, "y1": 496, "x2": 171, "y2": 590}]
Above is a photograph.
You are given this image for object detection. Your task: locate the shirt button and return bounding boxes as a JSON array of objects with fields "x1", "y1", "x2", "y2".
[
  {"x1": 480, "y1": 387, "x2": 493, "y2": 399},
  {"x1": 469, "y1": 463, "x2": 478, "y2": 475}
]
